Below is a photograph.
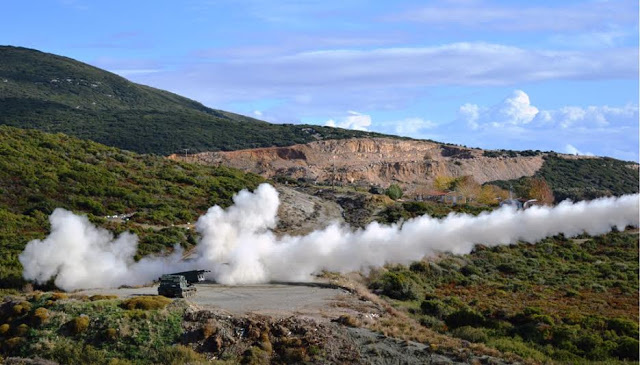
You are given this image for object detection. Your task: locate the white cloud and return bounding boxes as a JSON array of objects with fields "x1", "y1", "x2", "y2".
[
  {"x1": 132, "y1": 42, "x2": 637, "y2": 109},
  {"x1": 394, "y1": 118, "x2": 437, "y2": 135},
  {"x1": 458, "y1": 90, "x2": 638, "y2": 132},
  {"x1": 461, "y1": 90, "x2": 538, "y2": 129},
  {"x1": 565, "y1": 144, "x2": 594, "y2": 156},
  {"x1": 391, "y1": 1, "x2": 638, "y2": 32},
  {"x1": 252, "y1": 110, "x2": 263, "y2": 117},
  {"x1": 325, "y1": 111, "x2": 371, "y2": 131},
  {"x1": 450, "y1": 90, "x2": 639, "y2": 160}
]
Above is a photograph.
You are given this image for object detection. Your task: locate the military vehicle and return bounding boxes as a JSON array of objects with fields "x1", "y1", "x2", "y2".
[
  {"x1": 157, "y1": 270, "x2": 210, "y2": 298},
  {"x1": 170, "y1": 270, "x2": 210, "y2": 284},
  {"x1": 157, "y1": 274, "x2": 196, "y2": 298}
]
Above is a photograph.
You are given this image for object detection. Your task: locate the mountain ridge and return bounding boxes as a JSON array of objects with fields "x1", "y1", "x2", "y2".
[{"x1": 0, "y1": 45, "x2": 397, "y2": 154}]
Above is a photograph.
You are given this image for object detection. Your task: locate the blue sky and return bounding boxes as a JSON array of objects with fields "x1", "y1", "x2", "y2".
[{"x1": 2, "y1": 0, "x2": 638, "y2": 160}]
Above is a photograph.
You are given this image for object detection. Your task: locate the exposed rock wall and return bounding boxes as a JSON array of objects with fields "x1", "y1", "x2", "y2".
[{"x1": 169, "y1": 138, "x2": 545, "y2": 194}]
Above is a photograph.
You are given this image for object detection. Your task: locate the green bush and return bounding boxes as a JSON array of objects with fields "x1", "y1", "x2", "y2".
[
  {"x1": 607, "y1": 317, "x2": 639, "y2": 337},
  {"x1": 445, "y1": 308, "x2": 485, "y2": 328},
  {"x1": 386, "y1": 184, "x2": 403, "y2": 200},
  {"x1": 371, "y1": 271, "x2": 420, "y2": 300},
  {"x1": 488, "y1": 338, "x2": 548, "y2": 362},
  {"x1": 420, "y1": 299, "x2": 452, "y2": 318},
  {"x1": 614, "y1": 336, "x2": 640, "y2": 360},
  {"x1": 451, "y1": 326, "x2": 488, "y2": 343}
]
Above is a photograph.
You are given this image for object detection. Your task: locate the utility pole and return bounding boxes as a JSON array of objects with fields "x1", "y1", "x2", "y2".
[{"x1": 182, "y1": 148, "x2": 189, "y2": 159}]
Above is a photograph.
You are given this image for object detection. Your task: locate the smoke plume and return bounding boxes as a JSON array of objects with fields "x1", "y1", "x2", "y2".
[{"x1": 19, "y1": 184, "x2": 639, "y2": 291}]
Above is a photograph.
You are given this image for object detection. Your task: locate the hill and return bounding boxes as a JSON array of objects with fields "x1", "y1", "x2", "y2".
[
  {"x1": 0, "y1": 46, "x2": 391, "y2": 155},
  {"x1": 0, "y1": 125, "x2": 264, "y2": 292},
  {"x1": 173, "y1": 138, "x2": 639, "y2": 201}
]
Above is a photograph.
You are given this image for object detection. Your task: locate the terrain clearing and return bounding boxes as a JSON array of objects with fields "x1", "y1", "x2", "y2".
[{"x1": 75, "y1": 282, "x2": 370, "y2": 320}]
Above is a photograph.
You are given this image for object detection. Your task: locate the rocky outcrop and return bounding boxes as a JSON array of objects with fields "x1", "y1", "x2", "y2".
[{"x1": 169, "y1": 138, "x2": 546, "y2": 194}]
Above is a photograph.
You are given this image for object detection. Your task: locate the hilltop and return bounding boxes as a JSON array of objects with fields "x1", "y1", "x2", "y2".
[{"x1": 0, "y1": 46, "x2": 392, "y2": 155}]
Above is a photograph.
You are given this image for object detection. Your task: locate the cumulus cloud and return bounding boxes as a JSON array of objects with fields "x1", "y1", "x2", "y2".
[
  {"x1": 452, "y1": 90, "x2": 639, "y2": 160},
  {"x1": 458, "y1": 90, "x2": 638, "y2": 132},
  {"x1": 325, "y1": 111, "x2": 371, "y2": 131},
  {"x1": 463, "y1": 90, "x2": 539, "y2": 130}
]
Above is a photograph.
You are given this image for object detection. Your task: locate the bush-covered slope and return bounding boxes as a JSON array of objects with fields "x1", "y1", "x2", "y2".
[
  {"x1": 0, "y1": 46, "x2": 392, "y2": 154},
  {"x1": 0, "y1": 126, "x2": 265, "y2": 291},
  {"x1": 490, "y1": 154, "x2": 638, "y2": 202},
  {"x1": 369, "y1": 231, "x2": 639, "y2": 363}
]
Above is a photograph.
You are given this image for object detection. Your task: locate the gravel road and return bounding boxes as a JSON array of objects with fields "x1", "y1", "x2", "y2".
[{"x1": 76, "y1": 282, "x2": 355, "y2": 319}]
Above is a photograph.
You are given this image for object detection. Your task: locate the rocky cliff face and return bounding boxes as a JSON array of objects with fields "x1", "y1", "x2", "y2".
[{"x1": 169, "y1": 138, "x2": 545, "y2": 194}]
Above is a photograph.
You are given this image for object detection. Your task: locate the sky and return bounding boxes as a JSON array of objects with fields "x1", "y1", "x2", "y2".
[{"x1": 2, "y1": 0, "x2": 638, "y2": 161}]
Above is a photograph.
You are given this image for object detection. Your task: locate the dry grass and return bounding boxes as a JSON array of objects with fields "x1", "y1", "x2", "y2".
[{"x1": 121, "y1": 296, "x2": 172, "y2": 310}]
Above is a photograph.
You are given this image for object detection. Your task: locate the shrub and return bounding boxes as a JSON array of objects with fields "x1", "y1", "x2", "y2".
[
  {"x1": 420, "y1": 299, "x2": 452, "y2": 318},
  {"x1": 607, "y1": 317, "x2": 639, "y2": 337},
  {"x1": 14, "y1": 324, "x2": 28, "y2": 337},
  {"x1": 159, "y1": 345, "x2": 206, "y2": 364},
  {"x1": 371, "y1": 271, "x2": 420, "y2": 300},
  {"x1": 488, "y1": 338, "x2": 548, "y2": 362},
  {"x1": 0, "y1": 324, "x2": 9, "y2": 336},
  {"x1": 242, "y1": 346, "x2": 270, "y2": 364},
  {"x1": 33, "y1": 307, "x2": 49, "y2": 325},
  {"x1": 202, "y1": 322, "x2": 216, "y2": 339},
  {"x1": 451, "y1": 326, "x2": 488, "y2": 343},
  {"x1": 615, "y1": 336, "x2": 639, "y2": 360},
  {"x1": 120, "y1": 296, "x2": 172, "y2": 310},
  {"x1": 445, "y1": 308, "x2": 485, "y2": 328},
  {"x1": 335, "y1": 314, "x2": 359, "y2": 327},
  {"x1": 69, "y1": 315, "x2": 90, "y2": 334},
  {"x1": 419, "y1": 315, "x2": 446, "y2": 331},
  {"x1": 51, "y1": 292, "x2": 68, "y2": 301},
  {"x1": 104, "y1": 328, "x2": 118, "y2": 341},
  {"x1": 386, "y1": 184, "x2": 403, "y2": 200},
  {"x1": 89, "y1": 294, "x2": 118, "y2": 301},
  {"x1": 3, "y1": 336, "x2": 24, "y2": 349}
]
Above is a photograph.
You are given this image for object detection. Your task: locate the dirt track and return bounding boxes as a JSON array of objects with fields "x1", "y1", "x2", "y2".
[{"x1": 76, "y1": 282, "x2": 364, "y2": 320}]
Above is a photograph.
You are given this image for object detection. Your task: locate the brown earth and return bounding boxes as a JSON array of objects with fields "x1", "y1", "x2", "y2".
[{"x1": 169, "y1": 138, "x2": 546, "y2": 195}]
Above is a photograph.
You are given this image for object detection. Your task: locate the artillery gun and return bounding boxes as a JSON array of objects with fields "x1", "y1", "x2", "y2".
[{"x1": 157, "y1": 270, "x2": 210, "y2": 298}]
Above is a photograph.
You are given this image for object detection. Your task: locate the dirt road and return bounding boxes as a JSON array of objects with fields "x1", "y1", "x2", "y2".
[{"x1": 76, "y1": 282, "x2": 365, "y2": 320}]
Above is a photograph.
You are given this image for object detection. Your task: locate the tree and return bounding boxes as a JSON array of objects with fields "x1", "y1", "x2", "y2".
[
  {"x1": 454, "y1": 176, "x2": 481, "y2": 201},
  {"x1": 527, "y1": 177, "x2": 554, "y2": 205},
  {"x1": 434, "y1": 174, "x2": 456, "y2": 191},
  {"x1": 477, "y1": 185, "x2": 509, "y2": 205},
  {"x1": 386, "y1": 184, "x2": 403, "y2": 200}
]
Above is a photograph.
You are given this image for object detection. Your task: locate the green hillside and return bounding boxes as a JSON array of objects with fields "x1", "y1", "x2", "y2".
[
  {"x1": 0, "y1": 46, "x2": 390, "y2": 155},
  {"x1": 0, "y1": 126, "x2": 265, "y2": 292},
  {"x1": 490, "y1": 154, "x2": 639, "y2": 202}
]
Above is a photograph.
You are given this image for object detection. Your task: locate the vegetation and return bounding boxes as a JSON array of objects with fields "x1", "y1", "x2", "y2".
[
  {"x1": 0, "y1": 294, "x2": 191, "y2": 364},
  {"x1": 491, "y1": 155, "x2": 638, "y2": 202},
  {"x1": 385, "y1": 184, "x2": 403, "y2": 200},
  {"x1": 0, "y1": 125, "x2": 264, "y2": 291},
  {"x1": 0, "y1": 46, "x2": 398, "y2": 155},
  {"x1": 368, "y1": 230, "x2": 639, "y2": 362}
]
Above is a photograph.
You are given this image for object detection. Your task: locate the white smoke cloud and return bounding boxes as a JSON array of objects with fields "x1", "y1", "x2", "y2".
[{"x1": 19, "y1": 184, "x2": 640, "y2": 291}]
